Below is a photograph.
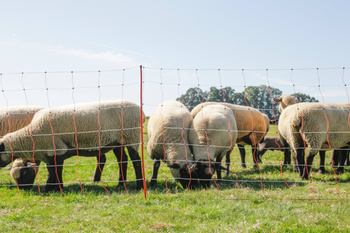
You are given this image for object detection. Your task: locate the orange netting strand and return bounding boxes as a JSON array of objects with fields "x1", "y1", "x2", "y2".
[
  {"x1": 317, "y1": 69, "x2": 340, "y2": 197},
  {"x1": 197, "y1": 70, "x2": 220, "y2": 192},
  {"x1": 120, "y1": 69, "x2": 129, "y2": 195},
  {"x1": 266, "y1": 69, "x2": 291, "y2": 191},
  {"x1": 288, "y1": 69, "x2": 314, "y2": 196},
  {"x1": 45, "y1": 72, "x2": 65, "y2": 197},
  {"x1": 71, "y1": 71, "x2": 87, "y2": 198},
  {"x1": 160, "y1": 69, "x2": 172, "y2": 194},
  {"x1": 242, "y1": 69, "x2": 263, "y2": 191},
  {"x1": 218, "y1": 69, "x2": 240, "y2": 189},
  {"x1": 140, "y1": 66, "x2": 147, "y2": 198},
  {"x1": 97, "y1": 71, "x2": 110, "y2": 198},
  {"x1": 21, "y1": 72, "x2": 44, "y2": 199},
  {"x1": 6, "y1": 114, "x2": 21, "y2": 197}
]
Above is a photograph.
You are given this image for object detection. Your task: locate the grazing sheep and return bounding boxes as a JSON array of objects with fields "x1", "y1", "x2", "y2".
[
  {"x1": 0, "y1": 100, "x2": 144, "y2": 191},
  {"x1": 191, "y1": 102, "x2": 267, "y2": 170},
  {"x1": 189, "y1": 105, "x2": 237, "y2": 187},
  {"x1": 0, "y1": 106, "x2": 43, "y2": 189},
  {"x1": 256, "y1": 136, "x2": 292, "y2": 166},
  {"x1": 147, "y1": 101, "x2": 197, "y2": 188},
  {"x1": 276, "y1": 100, "x2": 350, "y2": 179}
]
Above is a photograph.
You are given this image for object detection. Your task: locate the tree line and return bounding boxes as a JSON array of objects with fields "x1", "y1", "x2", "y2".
[{"x1": 176, "y1": 85, "x2": 318, "y2": 119}]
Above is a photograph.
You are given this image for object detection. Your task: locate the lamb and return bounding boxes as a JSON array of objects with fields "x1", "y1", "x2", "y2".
[
  {"x1": 189, "y1": 105, "x2": 238, "y2": 187},
  {"x1": 147, "y1": 101, "x2": 197, "y2": 189},
  {"x1": 0, "y1": 100, "x2": 144, "y2": 191},
  {"x1": 276, "y1": 97, "x2": 350, "y2": 179},
  {"x1": 191, "y1": 102, "x2": 267, "y2": 170}
]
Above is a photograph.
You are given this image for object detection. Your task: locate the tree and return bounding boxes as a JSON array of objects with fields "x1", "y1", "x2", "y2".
[
  {"x1": 243, "y1": 85, "x2": 282, "y2": 119},
  {"x1": 176, "y1": 87, "x2": 206, "y2": 111},
  {"x1": 292, "y1": 92, "x2": 319, "y2": 103},
  {"x1": 177, "y1": 86, "x2": 318, "y2": 119}
]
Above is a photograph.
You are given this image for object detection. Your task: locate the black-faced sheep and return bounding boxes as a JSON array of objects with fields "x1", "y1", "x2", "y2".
[
  {"x1": 189, "y1": 105, "x2": 237, "y2": 187},
  {"x1": 0, "y1": 100, "x2": 144, "y2": 191},
  {"x1": 276, "y1": 99, "x2": 350, "y2": 179},
  {"x1": 274, "y1": 94, "x2": 343, "y2": 175},
  {"x1": 256, "y1": 136, "x2": 292, "y2": 166},
  {"x1": 191, "y1": 102, "x2": 267, "y2": 170},
  {"x1": 0, "y1": 106, "x2": 43, "y2": 189},
  {"x1": 147, "y1": 101, "x2": 197, "y2": 189}
]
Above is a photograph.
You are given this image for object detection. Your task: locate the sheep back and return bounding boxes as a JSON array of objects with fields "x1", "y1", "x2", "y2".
[
  {"x1": 278, "y1": 102, "x2": 350, "y2": 152},
  {"x1": 189, "y1": 105, "x2": 237, "y2": 162},
  {"x1": 191, "y1": 102, "x2": 266, "y2": 146},
  {"x1": 147, "y1": 101, "x2": 193, "y2": 168}
]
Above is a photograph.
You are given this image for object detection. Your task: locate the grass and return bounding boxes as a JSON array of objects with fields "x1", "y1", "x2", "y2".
[{"x1": 0, "y1": 124, "x2": 350, "y2": 232}]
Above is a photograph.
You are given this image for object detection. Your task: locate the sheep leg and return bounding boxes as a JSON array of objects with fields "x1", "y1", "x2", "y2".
[
  {"x1": 113, "y1": 147, "x2": 128, "y2": 187},
  {"x1": 93, "y1": 153, "x2": 107, "y2": 182},
  {"x1": 225, "y1": 150, "x2": 231, "y2": 176},
  {"x1": 251, "y1": 145, "x2": 260, "y2": 168},
  {"x1": 238, "y1": 145, "x2": 246, "y2": 168},
  {"x1": 257, "y1": 149, "x2": 267, "y2": 162},
  {"x1": 216, "y1": 156, "x2": 222, "y2": 180},
  {"x1": 331, "y1": 150, "x2": 340, "y2": 167},
  {"x1": 295, "y1": 148, "x2": 305, "y2": 177},
  {"x1": 127, "y1": 147, "x2": 143, "y2": 190},
  {"x1": 337, "y1": 149, "x2": 347, "y2": 174},
  {"x1": 283, "y1": 149, "x2": 291, "y2": 167},
  {"x1": 45, "y1": 157, "x2": 64, "y2": 192},
  {"x1": 302, "y1": 151, "x2": 317, "y2": 180},
  {"x1": 150, "y1": 159, "x2": 161, "y2": 187},
  {"x1": 318, "y1": 151, "x2": 326, "y2": 174}
]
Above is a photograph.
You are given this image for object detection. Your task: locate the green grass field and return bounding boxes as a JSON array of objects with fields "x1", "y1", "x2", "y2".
[{"x1": 0, "y1": 124, "x2": 349, "y2": 232}]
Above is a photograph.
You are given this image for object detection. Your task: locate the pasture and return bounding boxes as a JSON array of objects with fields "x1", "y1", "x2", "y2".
[{"x1": 0, "y1": 124, "x2": 349, "y2": 232}]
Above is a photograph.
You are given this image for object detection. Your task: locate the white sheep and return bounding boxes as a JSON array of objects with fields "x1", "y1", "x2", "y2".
[
  {"x1": 276, "y1": 99, "x2": 350, "y2": 179},
  {"x1": 147, "y1": 101, "x2": 197, "y2": 188},
  {"x1": 0, "y1": 100, "x2": 144, "y2": 191},
  {"x1": 191, "y1": 102, "x2": 267, "y2": 170},
  {"x1": 189, "y1": 104, "x2": 237, "y2": 186}
]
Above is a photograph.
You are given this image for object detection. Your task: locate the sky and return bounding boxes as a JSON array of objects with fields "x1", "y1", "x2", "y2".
[{"x1": 1, "y1": 1, "x2": 350, "y2": 115}]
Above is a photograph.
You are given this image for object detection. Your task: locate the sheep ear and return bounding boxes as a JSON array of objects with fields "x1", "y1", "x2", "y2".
[
  {"x1": 273, "y1": 97, "x2": 282, "y2": 102},
  {"x1": 167, "y1": 163, "x2": 180, "y2": 169}
]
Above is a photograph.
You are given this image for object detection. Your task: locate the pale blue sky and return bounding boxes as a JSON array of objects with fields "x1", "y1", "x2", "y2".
[{"x1": 1, "y1": 1, "x2": 350, "y2": 114}]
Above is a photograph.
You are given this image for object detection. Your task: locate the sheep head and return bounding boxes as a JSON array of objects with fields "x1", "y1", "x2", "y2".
[
  {"x1": 273, "y1": 95, "x2": 296, "y2": 113},
  {"x1": 167, "y1": 162, "x2": 199, "y2": 189},
  {"x1": 6, "y1": 159, "x2": 38, "y2": 190}
]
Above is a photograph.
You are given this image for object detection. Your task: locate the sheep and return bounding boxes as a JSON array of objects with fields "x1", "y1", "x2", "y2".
[
  {"x1": 191, "y1": 102, "x2": 267, "y2": 170},
  {"x1": 274, "y1": 95, "x2": 339, "y2": 174},
  {"x1": 189, "y1": 104, "x2": 238, "y2": 187},
  {"x1": 276, "y1": 99, "x2": 350, "y2": 179},
  {"x1": 147, "y1": 101, "x2": 197, "y2": 189},
  {"x1": 0, "y1": 106, "x2": 43, "y2": 189},
  {"x1": 0, "y1": 100, "x2": 144, "y2": 191},
  {"x1": 3, "y1": 106, "x2": 121, "y2": 189},
  {"x1": 256, "y1": 136, "x2": 292, "y2": 166}
]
